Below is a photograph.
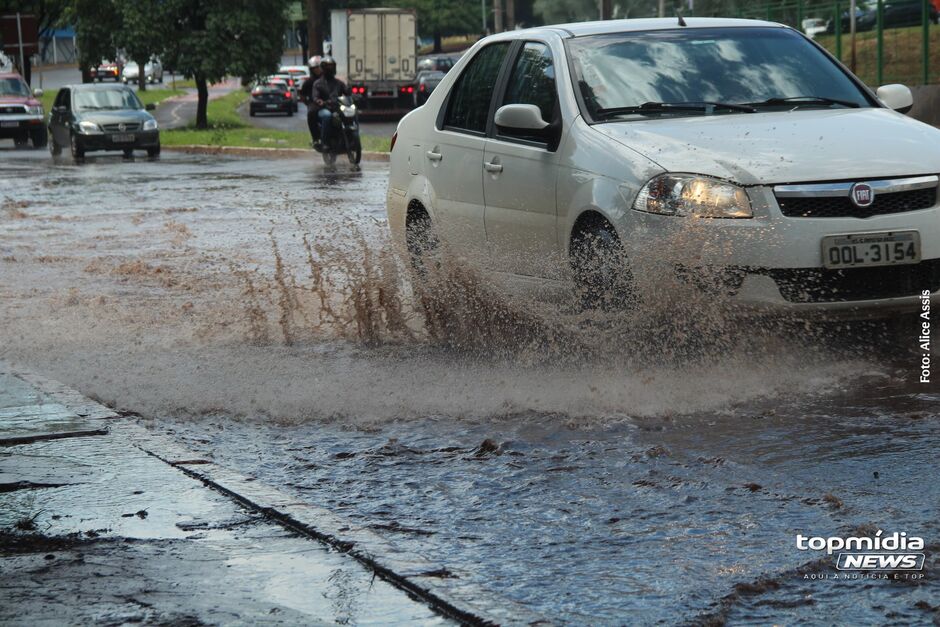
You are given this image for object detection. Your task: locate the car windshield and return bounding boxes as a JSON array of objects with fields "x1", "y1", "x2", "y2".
[
  {"x1": 74, "y1": 88, "x2": 143, "y2": 111},
  {"x1": 0, "y1": 77, "x2": 31, "y2": 97},
  {"x1": 568, "y1": 27, "x2": 872, "y2": 120}
]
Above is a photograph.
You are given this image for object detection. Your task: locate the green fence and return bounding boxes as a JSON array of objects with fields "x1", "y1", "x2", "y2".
[{"x1": 728, "y1": 0, "x2": 938, "y2": 87}]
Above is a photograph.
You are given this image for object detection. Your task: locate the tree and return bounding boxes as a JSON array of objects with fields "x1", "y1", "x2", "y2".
[
  {"x1": 65, "y1": 0, "x2": 120, "y2": 83},
  {"x1": 395, "y1": 0, "x2": 480, "y2": 51},
  {"x1": 112, "y1": 0, "x2": 175, "y2": 92},
  {"x1": 162, "y1": 0, "x2": 290, "y2": 128}
]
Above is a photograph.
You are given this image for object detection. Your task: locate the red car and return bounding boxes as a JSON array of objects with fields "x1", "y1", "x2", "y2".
[
  {"x1": 90, "y1": 59, "x2": 124, "y2": 82},
  {"x1": 0, "y1": 72, "x2": 46, "y2": 148}
]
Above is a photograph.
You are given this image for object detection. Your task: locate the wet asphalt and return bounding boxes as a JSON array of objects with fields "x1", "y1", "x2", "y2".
[{"x1": 0, "y1": 147, "x2": 938, "y2": 625}]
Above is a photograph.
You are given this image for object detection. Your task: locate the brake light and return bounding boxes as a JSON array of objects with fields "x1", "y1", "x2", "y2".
[
  {"x1": 419, "y1": 84, "x2": 426, "y2": 92},
  {"x1": 390, "y1": 131, "x2": 397, "y2": 152},
  {"x1": 285, "y1": 92, "x2": 291, "y2": 99}
]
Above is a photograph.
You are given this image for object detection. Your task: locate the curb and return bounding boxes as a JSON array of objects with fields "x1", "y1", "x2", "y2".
[
  {"x1": 163, "y1": 144, "x2": 390, "y2": 162},
  {"x1": 3, "y1": 363, "x2": 550, "y2": 627}
]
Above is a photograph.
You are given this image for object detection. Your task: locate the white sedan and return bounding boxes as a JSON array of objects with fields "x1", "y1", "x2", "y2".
[{"x1": 387, "y1": 17, "x2": 940, "y2": 317}]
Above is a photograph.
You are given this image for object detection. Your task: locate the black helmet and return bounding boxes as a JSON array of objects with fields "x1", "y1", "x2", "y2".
[{"x1": 320, "y1": 56, "x2": 336, "y2": 78}]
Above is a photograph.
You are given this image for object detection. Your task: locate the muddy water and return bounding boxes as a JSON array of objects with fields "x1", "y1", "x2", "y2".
[{"x1": 1, "y1": 150, "x2": 938, "y2": 624}]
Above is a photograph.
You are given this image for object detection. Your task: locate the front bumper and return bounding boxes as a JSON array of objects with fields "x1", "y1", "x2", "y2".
[
  {"x1": 75, "y1": 129, "x2": 160, "y2": 152},
  {"x1": 623, "y1": 185, "x2": 940, "y2": 317},
  {"x1": 0, "y1": 115, "x2": 44, "y2": 137}
]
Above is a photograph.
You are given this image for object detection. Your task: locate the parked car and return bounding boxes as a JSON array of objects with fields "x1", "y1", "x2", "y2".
[
  {"x1": 417, "y1": 56, "x2": 455, "y2": 74},
  {"x1": 388, "y1": 18, "x2": 939, "y2": 318},
  {"x1": 825, "y1": 7, "x2": 865, "y2": 33},
  {"x1": 249, "y1": 81, "x2": 294, "y2": 117},
  {"x1": 90, "y1": 59, "x2": 124, "y2": 82},
  {"x1": 48, "y1": 84, "x2": 160, "y2": 159},
  {"x1": 122, "y1": 59, "x2": 164, "y2": 84},
  {"x1": 413, "y1": 70, "x2": 445, "y2": 106},
  {"x1": 271, "y1": 73, "x2": 300, "y2": 111},
  {"x1": 801, "y1": 17, "x2": 827, "y2": 38},
  {"x1": 856, "y1": 1, "x2": 939, "y2": 31},
  {"x1": 0, "y1": 72, "x2": 46, "y2": 148}
]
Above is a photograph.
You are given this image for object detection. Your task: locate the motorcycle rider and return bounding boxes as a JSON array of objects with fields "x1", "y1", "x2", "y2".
[
  {"x1": 300, "y1": 55, "x2": 323, "y2": 146},
  {"x1": 312, "y1": 56, "x2": 349, "y2": 152}
]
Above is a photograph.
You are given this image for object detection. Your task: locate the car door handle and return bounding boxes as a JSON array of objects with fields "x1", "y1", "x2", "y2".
[
  {"x1": 484, "y1": 161, "x2": 503, "y2": 173},
  {"x1": 426, "y1": 150, "x2": 442, "y2": 161}
]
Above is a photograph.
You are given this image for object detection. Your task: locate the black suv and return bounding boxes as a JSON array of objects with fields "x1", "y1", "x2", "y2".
[{"x1": 48, "y1": 84, "x2": 160, "y2": 159}]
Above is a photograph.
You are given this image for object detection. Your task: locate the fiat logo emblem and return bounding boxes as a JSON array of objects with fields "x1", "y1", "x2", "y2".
[
  {"x1": 118, "y1": 123, "x2": 126, "y2": 132},
  {"x1": 850, "y1": 182, "x2": 875, "y2": 208}
]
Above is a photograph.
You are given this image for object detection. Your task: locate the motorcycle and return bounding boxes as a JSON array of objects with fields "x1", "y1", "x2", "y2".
[{"x1": 318, "y1": 95, "x2": 362, "y2": 167}]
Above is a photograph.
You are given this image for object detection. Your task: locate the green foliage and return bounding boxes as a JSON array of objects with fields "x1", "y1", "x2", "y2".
[
  {"x1": 162, "y1": 0, "x2": 292, "y2": 86},
  {"x1": 393, "y1": 0, "x2": 481, "y2": 38}
]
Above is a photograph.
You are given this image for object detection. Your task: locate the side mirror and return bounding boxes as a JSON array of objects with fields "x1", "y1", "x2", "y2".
[
  {"x1": 494, "y1": 104, "x2": 549, "y2": 132},
  {"x1": 876, "y1": 84, "x2": 913, "y2": 114},
  {"x1": 32, "y1": 88, "x2": 43, "y2": 97},
  {"x1": 145, "y1": 103, "x2": 156, "y2": 111},
  {"x1": 494, "y1": 104, "x2": 561, "y2": 150}
]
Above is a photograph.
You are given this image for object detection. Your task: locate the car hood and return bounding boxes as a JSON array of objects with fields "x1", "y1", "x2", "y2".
[
  {"x1": 77, "y1": 109, "x2": 153, "y2": 125},
  {"x1": 0, "y1": 95, "x2": 38, "y2": 106},
  {"x1": 595, "y1": 108, "x2": 940, "y2": 185}
]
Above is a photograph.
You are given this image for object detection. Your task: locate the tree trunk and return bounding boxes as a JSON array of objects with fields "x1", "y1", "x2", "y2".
[
  {"x1": 506, "y1": 0, "x2": 515, "y2": 30},
  {"x1": 494, "y1": 0, "x2": 504, "y2": 32},
  {"x1": 137, "y1": 56, "x2": 147, "y2": 92},
  {"x1": 305, "y1": 0, "x2": 324, "y2": 55},
  {"x1": 433, "y1": 32, "x2": 443, "y2": 53},
  {"x1": 195, "y1": 74, "x2": 208, "y2": 130}
]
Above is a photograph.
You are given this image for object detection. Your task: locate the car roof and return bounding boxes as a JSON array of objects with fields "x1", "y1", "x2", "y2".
[
  {"x1": 491, "y1": 17, "x2": 785, "y2": 39},
  {"x1": 0, "y1": 72, "x2": 25, "y2": 80}
]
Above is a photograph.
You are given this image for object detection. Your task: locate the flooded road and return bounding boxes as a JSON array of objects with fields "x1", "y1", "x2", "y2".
[{"x1": 1, "y1": 149, "x2": 938, "y2": 624}]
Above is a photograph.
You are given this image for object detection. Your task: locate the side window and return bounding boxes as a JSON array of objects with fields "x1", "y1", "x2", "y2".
[
  {"x1": 442, "y1": 43, "x2": 510, "y2": 134},
  {"x1": 53, "y1": 89, "x2": 67, "y2": 109},
  {"x1": 500, "y1": 42, "x2": 557, "y2": 132}
]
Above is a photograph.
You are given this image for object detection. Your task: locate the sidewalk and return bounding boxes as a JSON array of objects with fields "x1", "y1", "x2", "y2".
[{"x1": 0, "y1": 363, "x2": 450, "y2": 626}]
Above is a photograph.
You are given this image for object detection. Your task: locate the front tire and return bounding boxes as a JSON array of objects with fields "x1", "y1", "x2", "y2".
[
  {"x1": 13, "y1": 133, "x2": 28, "y2": 148},
  {"x1": 147, "y1": 144, "x2": 161, "y2": 159},
  {"x1": 70, "y1": 132, "x2": 85, "y2": 160},
  {"x1": 347, "y1": 136, "x2": 362, "y2": 165},
  {"x1": 31, "y1": 128, "x2": 47, "y2": 148},
  {"x1": 322, "y1": 150, "x2": 337, "y2": 166},
  {"x1": 570, "y1": 220, "x2": 634, "y2": 310}
]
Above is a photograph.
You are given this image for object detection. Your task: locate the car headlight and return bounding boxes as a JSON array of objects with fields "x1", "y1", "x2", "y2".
[
  {"x1": 78, "y1": 120, "x2": 102, "y2": 134},
  {"x1": 143, "y1": 118, "x2": 158, "y2": 131},
  {"x1": 631, "y1": 174, "x2": 752, "y2": 218},
  {"x1": 27, "y1": 105, "x2": 43, "y2": 116}
]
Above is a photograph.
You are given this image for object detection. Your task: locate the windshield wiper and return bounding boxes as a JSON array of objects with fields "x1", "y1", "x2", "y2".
[
  {"x1": 746, "y1": 96, "x2": 860, "y2": 109},
  {"x1": 596, "y1": 101, "x2": 757, "y2": 119}
]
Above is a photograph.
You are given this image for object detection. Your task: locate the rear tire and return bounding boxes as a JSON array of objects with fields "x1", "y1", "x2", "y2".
[
  {"x1": 49, "y1": 133, "x2": 61, "y2": 156},
  {"x1": 287, "y1": 108, "x2": 293, "y2": 117},
  {"x1": 123, "y1": 148, "x2": 134, "y2": 158},
  {"x1": 570, "y1": 220, "x2": 634, "y2": 310}
]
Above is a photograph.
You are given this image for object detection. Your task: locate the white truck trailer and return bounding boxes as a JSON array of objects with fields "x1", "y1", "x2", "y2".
[{"x1": 330, "y1": 8, "x2": 418, "y2": 113}]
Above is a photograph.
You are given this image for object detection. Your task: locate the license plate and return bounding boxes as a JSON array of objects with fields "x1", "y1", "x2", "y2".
[
  {"x1": 0, "y1": 121, "x2": 18, "y2": 128},
  {"x1": 822, "y1": 231, "x2": 920, "y2": 269},
  {"x1": 111, "y1": 134, "x2": 135, "y2": 143},
  {"x1": 266, "y1": 104, "x2": 278, "y2": 109}
]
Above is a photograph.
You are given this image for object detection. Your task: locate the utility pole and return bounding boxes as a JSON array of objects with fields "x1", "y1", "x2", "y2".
[
  {"x1": 305, "y1": 0, "x2": 324, "y2": 55},
  {"x1": 658, "y1": 0, "x2": 666, "y2": 17},
  {"x1": 849, "y1": 0, "x2": 857, "y2": 72},
  {"x1": 506, "y1": 0, "x2": 515, "y2": 30},
  {"x1": 600, "y1": 0, "x2": 612, "y2": 19},
  {"x1": 493, "y1": 0, "x2": 503, "y2": 33}
]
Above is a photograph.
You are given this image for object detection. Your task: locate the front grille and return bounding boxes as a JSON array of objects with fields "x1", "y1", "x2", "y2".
[
  {"x1": 0, "y1": 105, "x2": 27, "y2": 114},
  {"x1": 767, "y1": 259, "x2": 940, "y2": 303},
  {"x1": 777, "y1": 187, "x2": 936, "y2": 218},
  {"x1": 101, "y1": 122, "x2": 141, "y2": 132}
]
